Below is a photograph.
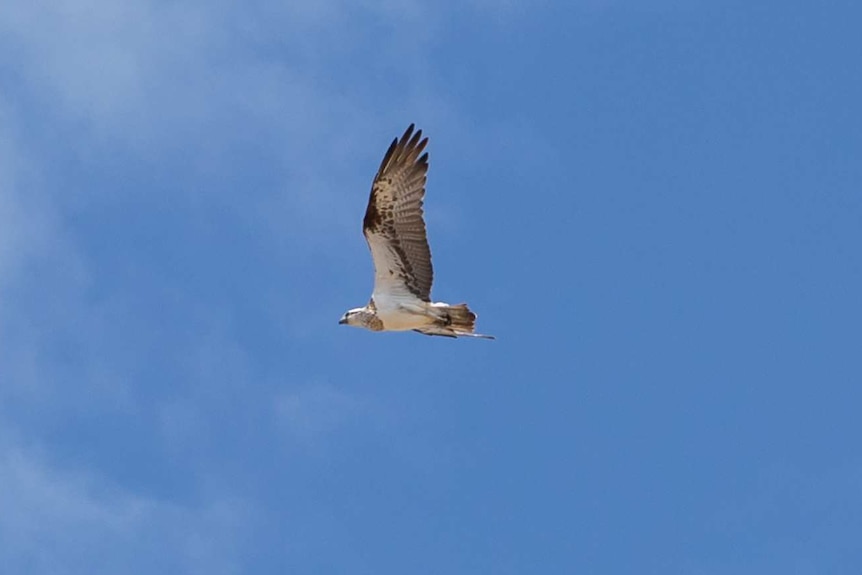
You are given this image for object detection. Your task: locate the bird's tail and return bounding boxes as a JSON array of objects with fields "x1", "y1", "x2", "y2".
[
  {"x1": 445, "y1": 303, "x2": 479, "y2": 331},
  {"x1": 415, "y1": 303, "x2": 495, "y2": 339}
]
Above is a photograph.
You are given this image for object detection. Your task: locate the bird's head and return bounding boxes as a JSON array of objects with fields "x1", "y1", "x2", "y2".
[{"x1": 338, "y1": 307, "x2": 366, "y2": 327}]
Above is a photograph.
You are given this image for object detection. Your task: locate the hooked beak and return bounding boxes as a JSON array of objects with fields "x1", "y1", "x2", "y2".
[{"x1": 338, "y1": 317, "x2": 347, "y2": 325}]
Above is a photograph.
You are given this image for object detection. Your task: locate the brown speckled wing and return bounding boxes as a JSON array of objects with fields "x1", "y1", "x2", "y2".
[{"x1": 363, "y1": 124, "x2": 433, "y2": 301}]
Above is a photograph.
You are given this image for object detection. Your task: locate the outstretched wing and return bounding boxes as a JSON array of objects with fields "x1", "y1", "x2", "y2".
[{"x1": 363, "y1": 124, "x2": 433, "y2": 302}]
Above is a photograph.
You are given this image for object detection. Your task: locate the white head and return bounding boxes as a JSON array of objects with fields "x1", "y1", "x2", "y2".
[
  {"x1": 338, "y1": 307, "x2": 366, "y2": 327},
  {"x1": 338, "y1": 306, "x2": 382, "y2": 331}
]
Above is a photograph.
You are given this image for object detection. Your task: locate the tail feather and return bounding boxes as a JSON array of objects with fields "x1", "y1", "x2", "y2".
[
  {"x1": 415, "y1": 303, "x2": 495, "y2": 339},
  {"x1": 446, "y1": 303, "x2": 477, "y2": 331}
]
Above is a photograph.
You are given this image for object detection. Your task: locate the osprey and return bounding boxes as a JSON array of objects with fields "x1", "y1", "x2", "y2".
[{"x1": 339, "y1": 124, "x2": 494, "y2": 339}]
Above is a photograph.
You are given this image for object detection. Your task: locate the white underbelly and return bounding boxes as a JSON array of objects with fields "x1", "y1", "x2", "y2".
[
  {"x1": 373, "y1": 293, "x2": 436, "y2": 331},
  {"x1": 376, "y1": 308, "x2": 434, "y2": 331}
]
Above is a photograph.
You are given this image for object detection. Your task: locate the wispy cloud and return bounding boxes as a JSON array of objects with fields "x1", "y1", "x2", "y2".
[
  {"x1": 0, "y1": 102, "x2": 62, "y2": 289},
  {"x1": 0, "y1": 435, "x2": 252, "y2": 575}
]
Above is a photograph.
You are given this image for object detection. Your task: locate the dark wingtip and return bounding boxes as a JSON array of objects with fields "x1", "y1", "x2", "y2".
[{"x1": 407, "y1": 128, "x2": 422, "y2": 150}]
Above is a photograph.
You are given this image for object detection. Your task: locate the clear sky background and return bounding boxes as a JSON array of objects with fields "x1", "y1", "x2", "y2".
[{"x1": 1, "y1": 1, "x2": 860, "y2": 573}]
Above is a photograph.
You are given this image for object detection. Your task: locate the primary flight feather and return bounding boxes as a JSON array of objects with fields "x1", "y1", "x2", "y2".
[{"x1": 339, "y1": 124, "x2": 494, "y2": 339}]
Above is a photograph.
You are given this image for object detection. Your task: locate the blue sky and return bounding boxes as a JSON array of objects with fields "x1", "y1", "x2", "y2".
[{"x1": 1, "y1": 1, "x2": 860, "y2": 573}]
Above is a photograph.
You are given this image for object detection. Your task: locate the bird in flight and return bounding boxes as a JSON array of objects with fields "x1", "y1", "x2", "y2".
[{"x1": 339, "y1": 124, "x2": 494, "y2": 339}]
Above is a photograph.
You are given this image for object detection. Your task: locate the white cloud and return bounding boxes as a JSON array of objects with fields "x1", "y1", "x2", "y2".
[{"x1": 0, "y1": 436, "x2": 252, "y2": 575}]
